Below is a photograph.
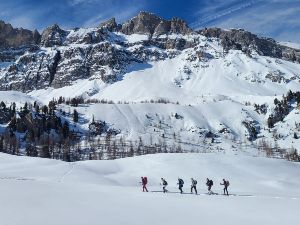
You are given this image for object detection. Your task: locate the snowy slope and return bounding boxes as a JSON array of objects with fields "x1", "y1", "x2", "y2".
[
  {"x1": 0, "y1": 153, "x2": 299, "y2": 225},
  {"x1": 56, "y1": 100, "x2": 264, "y2": 150},
  {"x1": 1, "y1": 28, "x2": 300, "y2": 154},
  {"x1": 0, "y1": 91, "x2": 38, "y2": 106},
  {"x1": 96, "y1": 50, "x2": 300, "y2": 102},
  {"x1": 1, "y1": 14, "x2": 300, "y2": 225},
  {"x1": 25, "y1": 37, "x2": 300, "y2": 104}
]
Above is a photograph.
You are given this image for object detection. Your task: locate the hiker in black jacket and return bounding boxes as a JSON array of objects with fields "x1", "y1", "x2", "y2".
[
  {"x1": 177, "y1": 178, "x2": 184, "y2": 194},
  {"x1": 220, "y1": 178, "x2": 229, "y2": 196},
  {"x1": 190, "y1": 178, "x2": 197, "y2": 194},
  {"x1": 206, "y1": 178, "x2": 213, "y2": 195},
  {"x1": 161, "y1": 178, "x2": 168, "y2": 193}
]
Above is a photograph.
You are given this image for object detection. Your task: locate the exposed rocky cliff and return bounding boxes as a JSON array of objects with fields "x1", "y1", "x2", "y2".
[
  {"x1": 0, "y1": 12, "x2": 299, "y2": 93},
  {"x1": 98, "y1": 18, "x2": 120, "y2": 32},
  {"x1": 40, "y1": 24, "x2": 68, "y2": 47},
  {"x1": 0, "y1": 20, "x2": 40, "y2": 49},
  {"x1": 121, "y1": 11, "x2": 192, "y2": 36},
  {"x1": 199, "y1": 28, "x2": 300, "y2": 63}
]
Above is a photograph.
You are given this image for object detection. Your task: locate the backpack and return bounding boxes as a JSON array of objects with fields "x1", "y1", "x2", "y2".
[
  {"x1": 143, "y1": 177, "x2": 148, "y2": 184},
  {"x1": 226, "y1": 180, "x2": 230, "y2": 187},
  {"x1": 179, "y1": 179, "x2": 184, "y2": 185},
  {"x1": 194, "y1": 180, "x2": 197, "y2": 185},
  {"x1": 163, "y1": 180, "x2": 168, "y2": 185},
  {"x1": 210, "y1": 180, "x2": 213, "y2": 186}
]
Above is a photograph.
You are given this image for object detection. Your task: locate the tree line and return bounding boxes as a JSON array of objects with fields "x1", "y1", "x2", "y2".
[
  {"x1": 267, "y1": 90, "x2": 300, "y2": 128},
  {"x1": 0, "y1": 99, "x2": 186, "y2": 162}
]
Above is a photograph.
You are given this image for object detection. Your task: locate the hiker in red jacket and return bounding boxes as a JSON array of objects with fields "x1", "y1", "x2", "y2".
[{"x1": 141, "y1": 177, "x2": 148, "y2": 192}]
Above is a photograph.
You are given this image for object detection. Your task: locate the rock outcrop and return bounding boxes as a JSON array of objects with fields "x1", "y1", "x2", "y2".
[
  {"x1": 199, "y1": 28, "x2": 281, "y2": 57},
  {"x1": 281, "y1": 47, "x2": 300, "y2": 63},
  {"x1": 98, "y1": 18, "x2": 120, "y2": 32},
  {"x1": 40, "y1": 24, "x2": 68, "y2": 47},
  {"x1": 169, "y1": 17, "x2": 191, "y2": 35},
  {"x1": 121, "y1": 11, "x2": 192, "y2": 36},
  {"x1": 0, "y1": 20, "x2": 40, "y2": 49},
  {"x1": 199, "y1": 28, "x2": 300, "y2": 63},
  {"x1": 0, "y1": 12, "x2": 299, "y2": 93}
]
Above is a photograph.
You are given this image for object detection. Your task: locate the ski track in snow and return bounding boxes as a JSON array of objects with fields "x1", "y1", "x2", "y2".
[
  {"x1": 1, "y1": 153, "x2": 300, "y2": 225},
  {"x1": 151, "y1": 191, "x2": 300, "y2": 200},
  {"x1": 0, "y1": 176, "x2": 35, "y2": 181},
  {"x1": 58, "y1": 162, "x2": 76, "y2": 183}
]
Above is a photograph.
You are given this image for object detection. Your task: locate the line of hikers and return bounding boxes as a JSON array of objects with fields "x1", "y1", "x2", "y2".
[{"x1": 141, "y1": 177, "x2": 230, "y2": 196}]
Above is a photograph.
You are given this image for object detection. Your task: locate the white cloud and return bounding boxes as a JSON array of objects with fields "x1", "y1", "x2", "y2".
[
  {"x1": 192, "y1": 0, "x2": 300, "y2": 42},
  {"x1": 191, "y1": 0, "x2": 263, "y2": 28},
  {"x1": 68, "y1": 0, "x2": 96, "y2": 6}
]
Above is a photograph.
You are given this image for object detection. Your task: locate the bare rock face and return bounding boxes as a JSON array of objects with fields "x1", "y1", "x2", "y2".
[
  {"x1": 41, "y1": 24, "x2": 68, "y2": 47},
  {"x1": 0, "y1": 20, "x2": 40, "y2": 49},
  {"x1": 200, "y1": 28, "x2": 282, "y2": 57},
  {"x1": 98, "y1": 18, "x2": 120, "y2": 32},
  {"x1": 200, "y1": 28, "x2": 300, "y2": 63},
  {"x1": 281, "y1": 48, "x2": 300, "y2": 64},
  {"x1": 121, "y1": 11, "x2": 162, "y2": 35},
  {"x1": 32, "y1": 29, "x2": 41, "y2": 44},
  {"x1": 154, "y1": 20, "x2": 171, "y2": 36},
  {"x1": 121, "y1": 11, "x2": 192, "y2": 36},
  {"x1": 0, "y1": 12, "x2": 299, "y2": 93},
  {"x1": 169, "y1": 17, "x2": 191, "y2": 35}
]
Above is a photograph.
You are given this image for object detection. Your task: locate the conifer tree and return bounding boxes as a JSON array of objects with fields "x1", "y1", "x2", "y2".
[{"x1": 73, "y1": 109, "x2": 79, "y2": 123}]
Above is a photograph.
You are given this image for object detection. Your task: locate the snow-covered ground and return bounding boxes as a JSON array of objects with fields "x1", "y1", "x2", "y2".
[
  {"x1": 26, "y1": 45, "x2": 300, "y2": 104},
  {"x1": 0, "y1": 152, "x2": 299, "y2": 225},
  {"x1": 0, "y1": 91, "x2": 38, "y2": 107},
  {"x1": 0, "y1": 30, "x2": 299, "y2": 154}
]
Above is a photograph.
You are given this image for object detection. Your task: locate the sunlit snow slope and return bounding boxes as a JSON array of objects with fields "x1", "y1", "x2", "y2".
[
  {"x1": 1, "y1": 31, "x2": 300, "y2": 152},
  {"x1": 0, "y1": 153, "x2": 299, "y2": 225}
]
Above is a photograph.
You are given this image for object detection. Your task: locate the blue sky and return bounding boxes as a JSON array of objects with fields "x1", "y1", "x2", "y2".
[{"x1": 0, "y1": 0, "x2": 299, "y2": 42}]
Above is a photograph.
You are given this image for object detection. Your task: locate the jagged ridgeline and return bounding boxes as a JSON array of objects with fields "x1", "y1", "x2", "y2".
[
  {"x1": 0, "y1": 11, "x2": 299, "y2": 91},
  {"x1": 0, "y1": 12, "x2": 300, "y2": 162}
]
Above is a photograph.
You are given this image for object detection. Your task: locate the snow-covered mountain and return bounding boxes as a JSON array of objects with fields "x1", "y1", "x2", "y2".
[{"x1": 0, "y1": 12, "x2": 300, "y2": 159}]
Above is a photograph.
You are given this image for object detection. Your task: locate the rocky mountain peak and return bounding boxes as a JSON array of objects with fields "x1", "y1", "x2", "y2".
[
  {"x1": 0, "y1": 20, "x2": 40, "y2": 49},
  {"x1": 121, "y1": 11, "x2": 192, "y2": 36},
  {"x1": 98, "y1": 18, "x2": 119, "y2": 32},
  {"x1": 169, "y1": 17, "x2": 191, "y2": 35},
  {"x1": 199, "y1": 27, "x2": 300, "y2": 63},
  {"x1": 0, "y1": 13, "x2": 299, "y2": 94},
  {"x1": 121, "y1": 11, "x2": 162, "y2": 35},
  {"x1": 0, "y1": 20, "x2": 13, "y2": 30},
  {"x1": 32, "y1": 29, "x2": 41, "y2": 44},
  {"x1": 41, "y1": 23, "x2": 68, "y2": 47}
]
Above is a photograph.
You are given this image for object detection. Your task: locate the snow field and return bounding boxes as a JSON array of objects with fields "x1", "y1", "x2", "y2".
[{"x1": 0, "y1": 153, "x2": 299, "y2": 225}]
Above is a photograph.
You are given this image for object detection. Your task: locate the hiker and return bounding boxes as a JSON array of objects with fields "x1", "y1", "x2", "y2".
[
  {"x1": 220, "y1": 178, "x2": 230, "y2": 196},
  {"x1": 206, "y1": 178, "x2": 213, "y2": 194},
  {"x1": 141, "y1": 176, "x2": 148, "y2": 192},
  {"x1": 161, "y1": 178, "x2": 168, "y2": 193},
  {"x1": 177, "y1": 178, "x2": 184, "y2": 194},
  {"x1": 190, "y1": 178, "x2": 197, "y2": 194}
]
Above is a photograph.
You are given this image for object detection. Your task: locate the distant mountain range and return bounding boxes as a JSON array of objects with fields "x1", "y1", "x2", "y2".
[{"x1": 0, "y1": 12, "x2": 299, "y2": 161}]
